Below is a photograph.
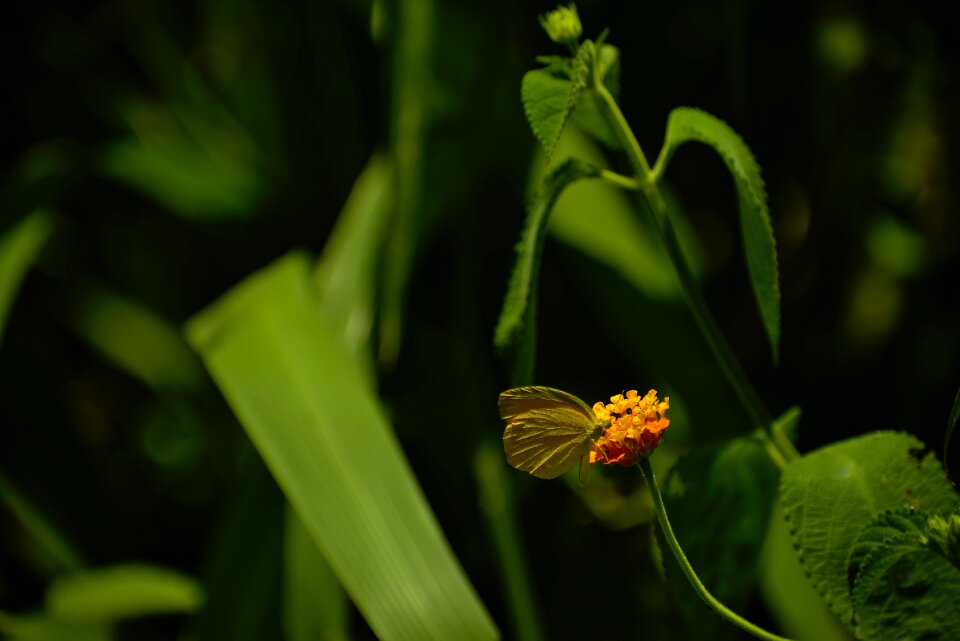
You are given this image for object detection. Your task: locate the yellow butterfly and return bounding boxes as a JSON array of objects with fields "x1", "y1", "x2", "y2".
[{"x1": 499, "y1": 386, "x2": 606, "y2": 485}]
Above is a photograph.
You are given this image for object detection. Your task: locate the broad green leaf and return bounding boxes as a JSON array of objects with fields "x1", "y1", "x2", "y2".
[
  {"x1": 945, "y1": 385, "x2": 960, "y2": 478},
  {"x1": 662, "y1": 435, "x2": 779, "y2": 639},
  {"x1": 186, "y1": 254, "x2": 498, "y2": 641},
  {"x1": 0, "y1": 613, "x2": 109, "y2": 641},
  {"x1": 0, "y1": 468, "x2": 85, "y2": 575},
  {"x1": 494, "y1": 159, "x2": 599, "y2": 384},
  {"x1": 68, "y1": 283, "x2": 202, "y2": 393},
  {"x1": 379, "y1": 0, "x2": 433, "y2": 367},
  {"x1": 0, "y1": 210, "x2": 54, "y2": 348},
  {"x1": 521, "y1": 44, "x2": 590, "y2": 159},
  {"x1": 759, "y1": 502, "x2": 850, "y2": 641},
  {"x1": 45, "y1": 564, "x2": 203, "y2": 624},
  {"x1": 851, "y1": 512, "x2": 960, "y2": 641},
  {"x1": 656, "y1": 107, "x2": 781, "y2": 362},
  {"x1": 780, "y1": 431, "x2": 959, "y2": 629},
  {"x1": 284, "y1": 508, "x2": 349, "y2": 641}
]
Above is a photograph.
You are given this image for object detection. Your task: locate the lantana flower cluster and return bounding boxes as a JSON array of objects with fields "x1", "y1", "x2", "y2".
[{"x1": 590, "y1": 389, "x2": 670, "y2": 466}]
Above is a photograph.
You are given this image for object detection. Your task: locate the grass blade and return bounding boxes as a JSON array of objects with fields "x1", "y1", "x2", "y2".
[
  {"x1": 0, "y1": 210, "x2": 54, "y2": 348},
  {"x1": 186, "y1": 253, "x2": 499, "y2": 641}
]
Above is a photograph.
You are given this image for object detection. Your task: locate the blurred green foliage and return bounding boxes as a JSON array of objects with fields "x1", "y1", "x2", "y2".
[{"x1": 1, "y1": 1, "x2": 959, "y2": 640}]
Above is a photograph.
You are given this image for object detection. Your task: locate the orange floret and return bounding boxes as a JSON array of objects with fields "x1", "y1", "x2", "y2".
[{"x1": 589, "y1": 389, "x2": 669, "y2": 466}]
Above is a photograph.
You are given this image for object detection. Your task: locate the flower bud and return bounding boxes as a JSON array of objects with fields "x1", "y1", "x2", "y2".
[{"x1": 539, "y1": 4, "x2": 582, "y2": 46}]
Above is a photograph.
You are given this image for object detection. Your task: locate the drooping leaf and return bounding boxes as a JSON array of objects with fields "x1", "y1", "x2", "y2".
[
  {"x1": 67, "y1": 283, "x2": 202, "y2": 393},
  {"x1": 662, "y1": 435, "x2": 779, "y2": 639},
  {"x1": 186, "y1": 254, "x2": 498, "y2": 641},
  {"x1": 850, "y1": 510, "x2": 960, "y2": 641},
  {"x1": 45, "y1": 564, "x2": 203, "y2": 624},
  {"x1": 656, "y1": 107, "x2": 781, "y2": 363},
  {"x1": 494, "y1": 159, "x2": 599, "y2": 384},
  {"x1": 945, "y1": 385, "x2": 960, "y2": 479},
  {"x1": 780, "y1": 431, "x2": 960, "y2": 629},
  {"x1": 521, "y1": 44, "x2": 590, "y2": 159},
  {"x1": 0, "y1": 210, "x2": 54, "y2": 348}
]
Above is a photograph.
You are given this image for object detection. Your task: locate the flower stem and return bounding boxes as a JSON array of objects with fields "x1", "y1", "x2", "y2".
[
  {"x1": 638, "y1": 458, "x2": 795, "y2": 641},
  {"x1": 593, "y1": 77, "x2": 800, "y2": 466}
]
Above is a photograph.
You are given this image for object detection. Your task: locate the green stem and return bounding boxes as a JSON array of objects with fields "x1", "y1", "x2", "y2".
[
  {"x1": 593, "y1": 78, "x2": 800, "y2": 465},
  {"x1": 638, "y1": 458, "x2": 795, "y2": 641}
]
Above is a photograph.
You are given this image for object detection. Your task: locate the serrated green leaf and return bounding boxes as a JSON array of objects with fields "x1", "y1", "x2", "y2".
[
  {"x1": 186, "y1": 254, "x2": 498, "y2": 641},
  {"x1": 522, "y1": 44, "x2": 590, "y2": 159},
  {"x1": 45, "y1": 564, "x2": 203, "y2": 624},
  {"x1": 570, "y1": 44, "x2": 621, "y2": 149},
  {"x1": 780, "y1": 431, "x2": 960, "y2": 630},
  {"x1": 662, "y1": 435, "x2": 779, "y2": 640},
  {"x1": 945, "y1": 385, "x2": 960, "y2": 479},
  {"x1": 847, "y1": 508, "x2": 929, "y2": 587},
  {"x1": 851, "y1": 522, "x2": 960, "y2": 641},
  {"x1": 494, "y1": 159, "x2": 599, "y2": 384},
  {"x1": 0, "y1": 210, "x2": 54, "y2": 349},
  {"x1": 657, "y1": 107, "x2": 781, "y2": 362}
]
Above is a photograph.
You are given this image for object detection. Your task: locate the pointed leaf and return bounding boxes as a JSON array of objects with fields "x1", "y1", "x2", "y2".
[
  {"x1": 186, "y1": 254, "x2": 498, "y2": 641},
  {"x1": 657, "y1": 107, "x2": 781, "y2": 362},
  {"x1": 521, "y1": 45, "x2": 590, "y2": 159},
  {"x1": 493, "y1": 159, "x2": 599, "y2": 384}
]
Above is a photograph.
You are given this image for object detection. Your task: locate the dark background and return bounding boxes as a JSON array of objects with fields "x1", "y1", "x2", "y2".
[{"x1": 1, "y1": 0, "x2": 958, "y2": 639}]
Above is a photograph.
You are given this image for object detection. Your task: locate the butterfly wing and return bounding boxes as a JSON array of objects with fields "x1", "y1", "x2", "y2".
[{"x1": 499, "y1": 387, "x2": 597, "y2": 479}]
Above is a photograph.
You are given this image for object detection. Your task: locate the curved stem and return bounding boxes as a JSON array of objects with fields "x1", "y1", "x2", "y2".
[{"x1": 638, "y1": 458, "x2": 795, "y2": 641}]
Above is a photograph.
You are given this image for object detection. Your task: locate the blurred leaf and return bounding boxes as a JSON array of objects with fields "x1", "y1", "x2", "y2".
[
  {"x1": 865, "y1": 215, "x2": 927, "y2": 279},
  {"x1": 68, "y1": 283, "x2": 202, "y2": 393},
  {"x1": 0, "y1": 613, "x2": 109, "y2": 641},
  {"x1": 662, "y1": 435, "x2": 779, "y2": 640},
  {"x1": 521, "y1": 46, "x2": 589, "y2": 159},
  {"x1": 494, "y1": 159, "x2": 599, "y2": 385},
  {"x1": 0, "y1": 469, "x2": 85, "y2": 575},
  {"x1": 656, "y1": 107, "x2": 781, "y2": 363},
  {"x1": 771, "y1": 406, "x2": 801, "y2": 444},
  {"x1": 850, "y1": 509, "x2": 960, "y2": 641},
  {"x1": 189, "y1": 454, "x2": 284, "y2": 641},
  {"x1": 944, "y1": 385, "x2": 959, "y2": 479},
  {"x1": 100, "y1": 101, "x2": 261, "y2": 220},
  {"x1": 284, "y1": 508, "x2": 349, "y2": 641},
  {"x1": 379, "y1": 0, "x2": 434, "y2": 367},
  {"x1": 46, "y1": 564, "x2": 203, "y2": 624},
  {"x1": 314, "y1": 153, "x2": 392, "y2": 366},
  {"x1": 780, "y1": 431, "x2": 960, "y2": 630},
  {"x1": 759, "y1": 502, "x2": 851, "y2": 641},
  {"x1": 186, "y1": 254, "x2": 498, "y2": 641},
  {"x1": 0, "y1": 210, "x2": 54, "y2": 348},
  {"x1": 473, "y1": 443, "x2": 544, "y2": 641}
]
